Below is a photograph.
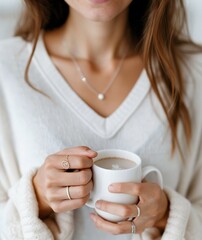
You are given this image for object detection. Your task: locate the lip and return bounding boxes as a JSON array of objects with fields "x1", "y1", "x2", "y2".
[{"x1": 88, "y1": 0, "x2": 110, "y2": 4}]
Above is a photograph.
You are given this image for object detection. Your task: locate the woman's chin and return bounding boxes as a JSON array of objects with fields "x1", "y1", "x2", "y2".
[{"x1": 88, "y1": 0, "x2": 111, "y2": 4}]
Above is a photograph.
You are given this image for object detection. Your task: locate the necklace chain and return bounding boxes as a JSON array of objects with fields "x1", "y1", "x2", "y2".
[{"x1": 70, "y1": 49, "x2": 127, "y2": 101}]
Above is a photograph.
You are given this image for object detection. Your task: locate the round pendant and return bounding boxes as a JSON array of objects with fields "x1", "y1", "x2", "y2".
[
  {"x1": 98, "y1": 93, "x2": 105, "y2": 100},
  {"x1": 81, "y1": 76, "x2": 87, "y2": 82}
]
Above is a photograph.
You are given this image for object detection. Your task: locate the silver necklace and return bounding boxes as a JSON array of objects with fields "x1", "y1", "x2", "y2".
[{"x1": 70, "y1": 49, "x2": 127, "y2": 101}]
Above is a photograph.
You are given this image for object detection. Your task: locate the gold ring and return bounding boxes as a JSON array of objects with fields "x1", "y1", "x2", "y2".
[
  {"x1": 61, "y1": 155, "x2": 70, "y2": 169},
  {"x1": 135, "y1": 205, "x2": 141, "y2": 218},
  {"x1": 66, "y1": 186, "x2": 72, "y2": 200}
]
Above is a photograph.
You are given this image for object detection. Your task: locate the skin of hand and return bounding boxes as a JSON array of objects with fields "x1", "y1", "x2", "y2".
[
  {"x1": 33, "y1": 146, "x2": 97, "y2": 219},
  {"x1": 90, "y1": 182, "x2": 169, "y2": 235}
]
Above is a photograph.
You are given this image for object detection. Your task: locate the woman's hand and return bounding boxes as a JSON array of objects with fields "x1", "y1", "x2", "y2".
[
  {"x1": 90, "y1": 182, "x2": 169, "y2": 235},
  {"x1": 33, "y1": 146, "x2": 97, "y2": 219}
]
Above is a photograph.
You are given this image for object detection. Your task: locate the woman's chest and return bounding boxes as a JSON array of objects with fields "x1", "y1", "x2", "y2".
[{"x1": 8, "y1": 93, "x2": 182, "y2": 190}]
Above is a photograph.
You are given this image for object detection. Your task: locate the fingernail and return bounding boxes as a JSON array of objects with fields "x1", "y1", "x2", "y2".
[
  {"x1": 95, "y1": 201, "x2": 101, "y2": 209},
  {"x1": 87, "y1": 149, "x2": 97, "y2": 155},
  {"x1": 108, "y1": 184, "x2": 115, "y2": 191}
]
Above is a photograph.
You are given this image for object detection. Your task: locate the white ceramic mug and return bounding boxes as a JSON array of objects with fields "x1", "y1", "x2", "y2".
[{"x1": 86, "y1": 149, "x2": 163, "y2": 222}]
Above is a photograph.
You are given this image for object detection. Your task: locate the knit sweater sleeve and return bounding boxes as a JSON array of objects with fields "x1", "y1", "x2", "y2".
[
  {"x1": 0, "y1": 68, "x2": 74, "y2": 240},
  {"x1": 0, "y1": 168, "x2": 75, "y2": 240},
  {"x1": 162, "y1": 136, "x2": 202, "y2": 240},
  {"x1": 184, "y1": 138, "x2": 202, "y2": 240}
]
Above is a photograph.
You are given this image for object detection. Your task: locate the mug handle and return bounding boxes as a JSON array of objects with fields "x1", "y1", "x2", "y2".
[{"x1": 142, "y1": 166, "x2": 163, "y2": 189}]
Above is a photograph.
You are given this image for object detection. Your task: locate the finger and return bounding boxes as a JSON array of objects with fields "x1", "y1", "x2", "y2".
[
  {"x1": 67, "y1": 180, "x2": 93, "y2": 199},
  {"x1": 132, "y1": 216, "x2": 154, "y2": 234},
  {"x1": 90, "y1": 213, "x2": 134, "y2": 235},
  {"x1": 51, "y1": 194, "x2": 90, "y2": 213},
  {"x1": 47, "y1": 181, "x2": 93, "y2": 201},
  {"x1": 46, "y1": 155, "x2": 94, "y2": 170},
  {"x1": 109, "y1": 182, "x2": 164, "y2": 221},
  {"x1": 95, "y1": 200, "x2": 142, "y2": 219},
  {"x1": 57, "y1": 146, "x2": 97, "y2": 158},
  {"x1": 109, "y1": 182, "x2": 162, "y2": 202},
  {"x1": 108, "y1": 182, "x2": 143, "y2": 196},
  {"x1": 91, "y1": 213, "x2": 147, "y2": 235},
  {"x1": 46, "y1": 169, "x2": 92, "y2": 187}
]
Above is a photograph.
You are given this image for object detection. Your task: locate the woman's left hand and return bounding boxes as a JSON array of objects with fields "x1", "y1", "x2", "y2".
[{"x1": 90, "y1": 182, "x2": 169, "y2": 235}]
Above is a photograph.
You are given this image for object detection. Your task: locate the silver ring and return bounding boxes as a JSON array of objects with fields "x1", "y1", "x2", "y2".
[
  {"x1": 135, "y1": 205, "x2": 141, "y2": 218},
  {"x1": 66, "y1": 186, "x2": 72, "y2": 200},
  {"x1": 61, "y1": 155, "x2": 70, "y2": 169},
  {"x1": 131, "y1": 220, "x2": 136, "y2": 234}
]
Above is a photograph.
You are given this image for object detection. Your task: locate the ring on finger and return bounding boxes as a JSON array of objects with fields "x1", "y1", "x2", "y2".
[
  {"x1": 61, "y1": 155, "x2": 70, "y2": 169},
  {"x1": 135, "y1": 205, "x2": 141, "y2": 218},
  {"x1": 131, "y1": 220, "x2": 136, "y2": 234},
  {"x1": 128, "y1": 204, "x2": 141, "y2": 221},
  {"x1": 66, "y1": 186, "x2": 72, "y2": 200}
]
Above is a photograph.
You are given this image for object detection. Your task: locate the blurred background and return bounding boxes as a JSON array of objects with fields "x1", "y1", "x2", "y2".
[
  {"x1": 0, "y1": 0, "x2": 23, "y2": 39},
  {"x1": 0, "y1": 0, "x2": 202, "y2": 43}
]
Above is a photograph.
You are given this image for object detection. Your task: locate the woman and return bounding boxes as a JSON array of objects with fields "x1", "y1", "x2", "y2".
[{"x1": 0, "y1": 0, "x2": 202, "y2": 239}]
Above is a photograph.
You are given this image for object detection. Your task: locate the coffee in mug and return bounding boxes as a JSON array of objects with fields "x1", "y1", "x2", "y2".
[{"x1": 94, "y1": 157, "x2": 137, "y2": 170}]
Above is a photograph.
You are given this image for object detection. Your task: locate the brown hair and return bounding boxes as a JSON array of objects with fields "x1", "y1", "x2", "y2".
[{"x1": 16, "y1": 0, "x2": 200, "y2": 152}]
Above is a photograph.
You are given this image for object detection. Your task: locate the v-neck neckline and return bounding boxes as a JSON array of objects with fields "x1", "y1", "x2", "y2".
[{"x1": 31, "y1": 34, "x2": 151, "y2": 138}]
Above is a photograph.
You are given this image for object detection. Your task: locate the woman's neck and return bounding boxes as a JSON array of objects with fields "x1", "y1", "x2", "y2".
[{"x1": 49, "y1": 7, "x2": 131, "y2": 66}]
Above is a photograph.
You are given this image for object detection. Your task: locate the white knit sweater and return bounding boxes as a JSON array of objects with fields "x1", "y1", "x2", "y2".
[{"x1": 0, "y1": 36, "x2": 202, "y2": 240}]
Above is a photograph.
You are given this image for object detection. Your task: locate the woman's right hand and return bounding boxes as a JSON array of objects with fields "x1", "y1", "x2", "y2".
[{"x1": 33, "y1": 146, "x2": 97, "y2": 219}]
